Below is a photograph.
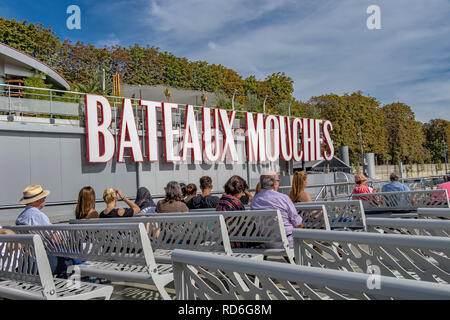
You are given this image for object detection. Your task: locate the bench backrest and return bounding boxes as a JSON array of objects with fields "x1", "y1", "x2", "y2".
[
  {"x1": 0, "y1": 234, "x2": 56, "y2": 299},
  {"x1": 293, "y1": 229, "x2": 450, "y2": 283},
  {"x1": 152, "y1": 209, "x2": 293, "y2": 261},
  {"x1": 294, "y1": 205, "x2": 330, "y2": 230},
  {"x1": 143, "y1": 215, "x2": 231, "y2": 254},
  {"x1": 171, "y1": 249, "x2": 450, "y2": 300},
  {"x1": 295, "y1": 200, "x2": 366, "y2": 230},
  {"x1": 352, "y1": 189, "x2": 449, "y2": 212},
  {"x1": 158, "y1": 210, "x2": 290, "y2": 247},
  {"x1": 7, "y1": 223, "x2": 155, "y2": 269},
  {"x1": 417, "y1": 208, "x2": 450, "y2": 219},
  {"x1": 69, "y1": 215, "x2": 232, "y2": 254},
  {"x1": 366, "y1": 217, "x2": 450, "y2": 237}
]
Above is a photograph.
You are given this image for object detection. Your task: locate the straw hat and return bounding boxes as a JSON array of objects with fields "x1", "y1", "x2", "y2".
[
  {"x1": 19, "y1": 185, "x2": 50, "y2": 205},
  {"x1": 354, "y1": 174, "x2": 367, "y2": 183}
]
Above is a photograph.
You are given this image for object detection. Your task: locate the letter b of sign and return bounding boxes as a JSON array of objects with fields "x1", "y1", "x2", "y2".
[
  {"x1": 66, "y1": 5, "x2": 81, "y2": 30},
  {"x1": 366, "y1": 5, "x2": 381, "y2": 30}
]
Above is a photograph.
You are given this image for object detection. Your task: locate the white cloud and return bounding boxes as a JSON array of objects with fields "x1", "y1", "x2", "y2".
[
  {"x1": 148, "y1": 0, "x2": 289, "y2": 41},
  {"x1": 95, "y1": 33, "x2": 121, "y2": 47},
  {"x1": 141, "y1": 0, "x2": 450, "y2": 122}
]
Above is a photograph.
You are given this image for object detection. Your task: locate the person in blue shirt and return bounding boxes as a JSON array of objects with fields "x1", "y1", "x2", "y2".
[
  {"x1": 16, "y1": 185, "x2": 74, "y2": 278},
  {"x1": 16, "y1": 185, "x2": 51, "y2": 226},
  {"x1": 382, "y1": 173, "x2": 410, "y2": 192}
]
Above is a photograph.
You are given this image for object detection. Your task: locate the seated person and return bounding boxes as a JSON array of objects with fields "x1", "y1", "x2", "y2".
[
  {"x1": 186, "y1": 176, "x2": 219, "y2": 209},
  {"x1": 75, "y1": 186, "x2": 99, "y2": 219},
  {"x1": 134, "y1": 187, "x2": 156, "y2": 215},
  {"x1": 217, "y1": 176, "x2": 253, "y2": 248},
  {"x1": 382, "y1": 173, "x2": 410, "y2": 192},
  {"x1": 250, "y1": 171, "x2": 302, "y2": 249},
  {"x1": 437, "y1": 176, "x2": 450, "y2": 196},
  {"x1": 156, "y1": 181, "x2": 189, "y2": 213},
  {"x1": 289, "y1": 171, "x2": 312, "y2": 203},
  {"x1": 16, "y1": 185, "x2": 74, "y2": 277},
  {"x1": 183, "y1": 183, "x2": 197, "y2": 203},
  {"x1": 216, "y1": 175, "x2": 247, "y2": 211},
  {"x1": 100, "y1": 188, "x2": 140, "y2": 218},
  {"x1": 352, "y1": 174, "x2": 377, "y2": 195}
]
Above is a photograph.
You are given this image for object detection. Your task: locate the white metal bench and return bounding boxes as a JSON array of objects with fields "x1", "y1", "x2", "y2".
[
  {"x1": 293, "y1": 229, "x2": 450, "y2": 284},
  {"x1": 295, "y1": 200, "x2": 366, "y2": 231},
  {"x1": 418, "y1": 208, "x2": 450, "y2": 219},
  {"x1": 0, "y1": 234, "x2": 113, "y2": 300},
  {"x1": 69, "y1": 215, "x2": 262, "y2": 263},
  {"x1": 294, "y1": 205, "x2": 331, "y2": 231},
  {"x1": 366, "y1": 218, "x2": 450, "y2": 237},
  {"x1": 71, "y1": 210, "x2": 293, "y2": 263},
  {"x1": 6, "y1": 223, "x2": 174, "y2": 300},
  {"x1": 172, "y1": 249, "x2": 450, "y2": 300},
  {"x1": 352, "y1": 189, "x2": 449, "y2": 213}
]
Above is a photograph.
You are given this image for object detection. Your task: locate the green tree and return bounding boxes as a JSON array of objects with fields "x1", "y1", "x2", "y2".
[
  {"x1": 424, "y1": 119, "x2": 450, "y2": 163},
  {"x1": 382, "y1": 102, "x2": 426, "y2": 164}
]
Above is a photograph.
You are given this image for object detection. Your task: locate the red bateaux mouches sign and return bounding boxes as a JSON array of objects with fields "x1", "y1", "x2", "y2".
[{"x1": 85, "y1": 94, "x2": 334, "y2": 163}]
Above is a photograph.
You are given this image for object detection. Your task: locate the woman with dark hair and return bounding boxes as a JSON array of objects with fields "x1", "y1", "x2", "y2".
[
  {"x1": 216, "y1": 175, "x2": 247, "y2": 211},
  {"x1": 134, "y1": 187, "x2": 156, "y2": 215},
  {"x1": 156, "y1": 181, "x2": 189, "y2": 213},
  {"x1": 75, "y1": 186, "x2": 99, "y2": 219},
  {"x1": 217, "y1": 176, "x2": 258, "y2": 249},
  {"x1": 183, "y1": 184, "x2": 197, "y2": 203}
]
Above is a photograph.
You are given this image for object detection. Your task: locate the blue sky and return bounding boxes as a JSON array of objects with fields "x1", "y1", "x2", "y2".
[{"x1": 2, "y1": 0, "x2": 450, "y2": 122}]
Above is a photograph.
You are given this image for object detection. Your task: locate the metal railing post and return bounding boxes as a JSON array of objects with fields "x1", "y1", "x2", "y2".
[
  {"x1": 49, "y1": 90, "x2": 55, "y2": 124},
  {"x1": 7, "y1": 84, "x2": 13, "y2": 121}
]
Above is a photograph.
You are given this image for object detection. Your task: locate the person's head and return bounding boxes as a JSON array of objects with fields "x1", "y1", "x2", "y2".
[
  {"x1": 135, "y1": 187, "x2": 156, "y2": 209},
  {"x1": 260, "y1": 171, "x2": 279, "y2": 191},
  {"x1": 224, "y1": 175, "x2": 248, "y2": 198},
  {"x1": 19, "y1": 185, "x2": 50, "y2": 210},
  {"x1": 390, "y1": 172, "x2": 400, "y2": 182},
  {"x1": 199, "y1": 176, "x2": 213, "y2": 191},
  {"x1": 75, "y1": 186, "x2": 96, "y2": 219},
  {"x1": 354, "y1": 174, "x2": 368, "y2": 185},
  {"x1": 164, "y1": 181, "x2": 183, "y2": 202},
  {"x1": 290, "y1": 171, "x2": 308, "y2": 201},
  {"x1": 103, "y1": 188, "x2": 117, "y2": 206},
  {"x1": 185, "y1": 184, "x2": 197, "y2": 196}
]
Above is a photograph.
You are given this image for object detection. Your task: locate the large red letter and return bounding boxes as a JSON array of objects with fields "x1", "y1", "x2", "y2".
[
  {"x1": 264, "y1": 115, "x2": 280, "y2": 162},
  {"x1": 246, "y1": 112, "x2": 266, "y2": 162},
  {"x1": 302, "y1": 118, "x2": 316, "y2": 161},
  {"x1": 117, "y1": 98, "x2": 143, "y2": 162},
  {"x1": 140, "y1": 100, "x2": 160, "y2": 162},
  {"x1": 292, "y1": 118, "x2": 303, "y2": 162},
  {"x1": 323, "y1": 120, "x2": 334, "y2": 161},
  {"x1": 85, "y1": 94, "x2": 115, "y2": 163},
  {"x1": 181, "y1": 105, "x2": 202, "y2": 162},
  {"x1": 162, "y1": 102, "x2": 181, "y2": 162},
  {"x1": 279, "y1": 116, "x2": 293, "y2": 161},
  {"x1": 203, "y1": 107, "x2": 221, "y2": 162},
  {"x1": 219, "y1": 109, "x2": 238, "y2": 162}
]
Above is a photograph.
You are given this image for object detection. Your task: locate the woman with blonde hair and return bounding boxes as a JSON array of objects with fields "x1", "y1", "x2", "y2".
[
  {"x1": 75, "y1": 186, "x2": 99, "y2": 219},
  {"x1": 289, "y1": 171, "x2": 312, "y2": 203},
  {"x1": 100, "y1": 188, "x2": 140, "y2": 218}
]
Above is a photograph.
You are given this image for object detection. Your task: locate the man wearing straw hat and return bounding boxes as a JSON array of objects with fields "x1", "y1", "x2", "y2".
[
  {"x1": 15, "y1": 185, "x2": 75, "y2": 277},
  {"x1": 16, "y1": 185, "x2": 51, "y2": 226}
]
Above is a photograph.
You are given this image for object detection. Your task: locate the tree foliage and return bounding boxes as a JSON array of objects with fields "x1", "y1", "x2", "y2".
[
  {"x1": 423, "y1": 119, "x2": 450, "y2": 163},
  {"x1": 1, "y1": 18, "x2": 448, "y2": 165}
]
